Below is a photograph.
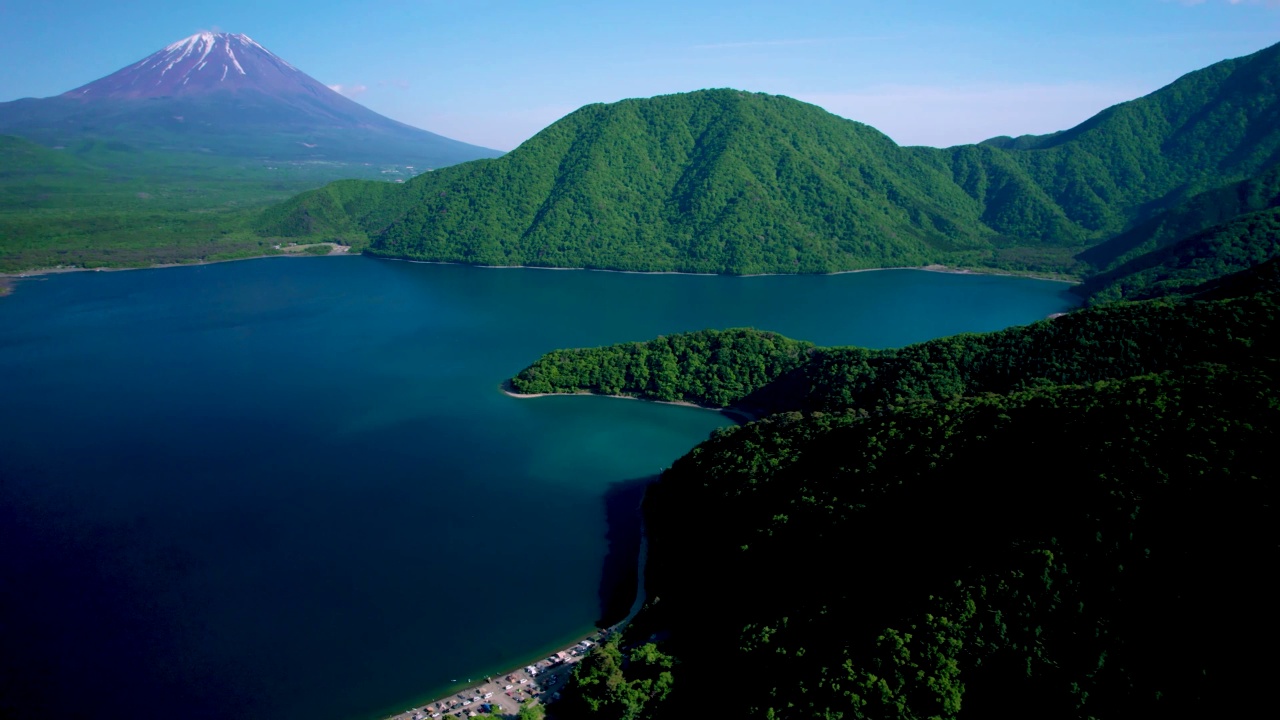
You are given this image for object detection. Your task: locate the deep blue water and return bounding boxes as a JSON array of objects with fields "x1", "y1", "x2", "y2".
[{"x1": 0, "y1": 257, "x2": 1077, "y2": 719}]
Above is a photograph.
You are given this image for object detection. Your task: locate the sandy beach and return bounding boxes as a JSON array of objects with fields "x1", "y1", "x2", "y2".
[
  {"x1": 377, "y1": 521, "x2": 655, "y2": 720},
  {"x1": 377, "y1": 630, "x2": 611, "y2": 720}
]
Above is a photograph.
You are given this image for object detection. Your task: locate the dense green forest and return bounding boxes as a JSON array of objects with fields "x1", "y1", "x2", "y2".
[
  {"x1": 509, "y1": 328, "x2": 816, "y2": 408},
  {"x1": 536, "y1": 276, "x2": 1278, "y2": 719},
  {"x1": 261, "y1": 43, "x2": 1280, "y2": 281},
  {"x1": 1077, "y1": 205, "x2": 1280, "y2": 303},
  {"x1": 1076, "y1": 162, "x2": 1280, "y2": 274},
  {"x1": 519, "y1": 186, "x2": 1280, "y2": 718},
  {"x1": 628, "y1": 363, "x2": 1275, "y2": 720},
  {"x1": 510, "y1": 287, "x2": 1277, "y2": 416},
  {"x1": 0, "y1": 135, "x2": 416, "y2": 272}
]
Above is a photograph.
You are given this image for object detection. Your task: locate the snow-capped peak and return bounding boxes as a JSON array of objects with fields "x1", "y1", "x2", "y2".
[
  {"x1": 71, "y1": 31, "x2": 315, "y2": 100},
  {"x1": 163, "y1": 31, "x2": 217, "y2": 55}
]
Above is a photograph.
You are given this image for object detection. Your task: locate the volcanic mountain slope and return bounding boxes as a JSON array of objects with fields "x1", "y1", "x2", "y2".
[
  {"x1": 0, "y1": 32, "x2": 499, "y2": 168},
  {"x1": 64, "y1": 32, "x2": 322, "y2": 100}
]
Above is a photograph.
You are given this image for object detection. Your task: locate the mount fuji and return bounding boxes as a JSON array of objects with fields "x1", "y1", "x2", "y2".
[{"x1": 0, "y1": 32, "x2": 500, "y2": 168}]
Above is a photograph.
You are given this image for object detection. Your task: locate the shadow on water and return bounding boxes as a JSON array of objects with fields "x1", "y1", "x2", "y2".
[{"x1": 595, "y1": 474, "x2": 659, "y2": 628}]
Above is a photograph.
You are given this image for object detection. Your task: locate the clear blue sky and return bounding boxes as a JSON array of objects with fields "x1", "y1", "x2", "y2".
[{"x1": 2, "y1": 0, "x2": 1278, "y2": 150}]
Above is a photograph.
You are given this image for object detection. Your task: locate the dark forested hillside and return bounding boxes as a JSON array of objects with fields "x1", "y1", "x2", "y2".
[
  {"x1": 1082, "y1": 207, "x2": 1280, "y2": 303},
  {"x1": 630, "y1": 364, "x2": 1276, "y2": 720},
  {"x1": 1076, "y1": 164, "x2": 1280, "y2": 274},
  {"x1": 527, "y1": 240, "x2": 1278, "y2": 719},
  {"x1": 261, "y1": 43, "x2": 1280, "y2": 278},
  {"x1": 510, "y1": 288, "x2": 1278, "y2": 416},
  {"x1": 508, "y1": 328, "x2": 816, "y2": 408}
]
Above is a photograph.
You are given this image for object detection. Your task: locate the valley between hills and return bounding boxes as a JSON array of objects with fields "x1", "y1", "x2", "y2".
[{"x1": 1, "y1": 28, "x2": 1277, "y2": 720}]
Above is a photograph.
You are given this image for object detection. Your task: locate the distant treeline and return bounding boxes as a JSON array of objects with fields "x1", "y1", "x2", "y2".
[{"x1": 0, "y1": 135, "x2": 403, "y2": 272}]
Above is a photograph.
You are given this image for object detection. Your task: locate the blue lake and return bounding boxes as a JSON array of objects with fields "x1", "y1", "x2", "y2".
[{"x1": 0, "y1": 256, "x2": 1077, "y2": 719}]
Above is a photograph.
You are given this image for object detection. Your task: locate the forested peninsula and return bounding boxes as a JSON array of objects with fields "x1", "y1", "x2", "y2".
[
  {"x1": 509, "y1": 278, "x2": 1277, "y2": 415},
  {"x1": 520, "y1": 237, "x2": 1278, "y2": 720},
  {"x1": 259, "y1": 42, "x2": 1280, "y2": 288}
]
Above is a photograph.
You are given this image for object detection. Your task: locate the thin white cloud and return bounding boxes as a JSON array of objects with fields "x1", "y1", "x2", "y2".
[
  {"x1": 797, "y1": 82, "x2": 1147, "y2": 148},
  {"x1": 328, "y1": 83, "x2": 368, "y2": 97}
]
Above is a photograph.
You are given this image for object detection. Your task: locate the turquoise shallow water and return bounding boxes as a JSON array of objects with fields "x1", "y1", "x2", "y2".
[{"x1": 0, "y1": 257, "x2": 1077, "y2": 719}]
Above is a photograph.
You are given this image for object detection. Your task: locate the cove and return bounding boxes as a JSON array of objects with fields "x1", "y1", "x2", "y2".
[{"x1": 0, "y1": 256, "x2": 1077, "y2": 719}]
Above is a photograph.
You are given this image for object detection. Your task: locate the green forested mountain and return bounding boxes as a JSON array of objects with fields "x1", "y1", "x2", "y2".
[
  {"x1": 262, "y1": 89, "x2": 996, "y2": 273},
  {"x1": 977, "y1": 40, "x2": 1280, "y2": 239},
  {"x1": 533, "y1": 281, "x2": 1278, "y2": 720},
  {"x1": 512, "y1": 203, "x2": 1280, "y2": 719},
  {"x1": 1076, "y1": 163, "x2": 1280, "y2": 274},
  {"x1": 627, "y1": 363, "x2": 1275, "y2": 720},
  {"x1": 262, "y1": 43, "x2": 1280, "y2": 278},
  {"x1": 1078, "y1": 205, "x2": 1280, "y2": 303}
]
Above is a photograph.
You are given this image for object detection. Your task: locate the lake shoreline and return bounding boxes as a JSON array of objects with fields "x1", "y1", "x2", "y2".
[
  {"x1": 500, "y1": 380, "x2": 758, "y2": 424},
  {"x1": 0, "y1": 244, "x2": 354, "y2": 290},
  {"x1": 0, "y1": 252, "x2": 1080, "y2": 718},
  {"x1": 376, "y1": 486, "x2": 656, "y2": 720},
  {"x1": 390, "y1": 256, "x2": 1081, "y2": 284},
  {"x1": 375, "y1": 626, "x2": 601, "y2": 720},
  {"x1": 1, "y1": 252, "x2": 1080, "y2": 288}
]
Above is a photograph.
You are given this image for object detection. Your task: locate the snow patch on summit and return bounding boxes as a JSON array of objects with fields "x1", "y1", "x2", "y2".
[
  {"x1": 164, "y1": 31, "x2": 216, "y2": 54},
  {"x1": 64, "y1": 31, "x2": 348, "y2": 101}
]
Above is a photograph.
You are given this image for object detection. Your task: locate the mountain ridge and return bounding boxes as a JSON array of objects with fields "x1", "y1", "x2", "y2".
[{"x1": 259, "y1": 41, "x2": 1280, "y2": 277}]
